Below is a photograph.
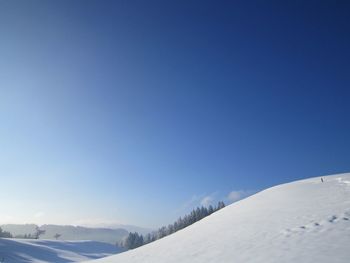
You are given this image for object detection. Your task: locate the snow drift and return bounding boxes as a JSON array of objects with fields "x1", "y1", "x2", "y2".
[
  {"x1": 0, "y1": 239, "x2": 123, "y2": 263},
  {"x1": 88, "y1": 173, "x2": 350, "y2": 263}
]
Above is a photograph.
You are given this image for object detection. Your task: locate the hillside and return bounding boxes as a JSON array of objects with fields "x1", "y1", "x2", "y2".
[
  {"x1": 1, "y1": 225, "x2": 128, "y2": 244},
  {"x1": 0, "y1": 239, "x2": 123, "y2": 263},
  {"x1": 87, "y1": 173, "x2": 350, "y2": 263}
]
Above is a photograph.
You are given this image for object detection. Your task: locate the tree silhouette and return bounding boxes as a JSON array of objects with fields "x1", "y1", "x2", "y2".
[{"x1": 34, "y1": 226, "x2": 46, "y2": 239}]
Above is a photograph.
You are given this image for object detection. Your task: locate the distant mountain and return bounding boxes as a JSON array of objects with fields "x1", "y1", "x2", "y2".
[
  {"x1": 1, "y1": 224, "x2": 37, "y2": 237},
  {"x1": 75, "y1": 222, "x2": 153, "y2": 236},
  {"x1": 1, "y1": 224, "x2": 129, "y2": 244},
  {"x1": 101, "y1": 224, "x2": 153, "y2": 236}
]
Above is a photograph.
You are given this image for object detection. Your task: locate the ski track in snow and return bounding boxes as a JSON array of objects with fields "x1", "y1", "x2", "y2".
[{"x1": 282, "y1": 210, "x2": 350, "y2": 237}]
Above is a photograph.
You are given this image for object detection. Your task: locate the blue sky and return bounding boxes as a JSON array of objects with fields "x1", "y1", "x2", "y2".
[{"x1": 0, "y1": 0, "x2": 349, "y2": 228}]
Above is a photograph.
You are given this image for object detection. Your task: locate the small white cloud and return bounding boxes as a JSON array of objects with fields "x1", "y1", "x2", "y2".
[
  {"x1": 227, "y1": 190, "x2": 255, "y2": 203},
  {"x1": 175, "y1": 192, "x2": 217, "y2": 215},
  {"x1": 200, "y1": 195, "x2": 214, "y2": 207},
  {"x1": 174, "y1": 195, "x2": 203, "y2": 215}
]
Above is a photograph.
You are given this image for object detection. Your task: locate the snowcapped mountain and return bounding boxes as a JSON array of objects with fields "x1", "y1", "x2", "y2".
[
  {"x1": 87, "y1": 173, "x2": 350, "y2": 263},
  {"x1": 0, "y1": 239, "x2": 123, "y2": 263}
]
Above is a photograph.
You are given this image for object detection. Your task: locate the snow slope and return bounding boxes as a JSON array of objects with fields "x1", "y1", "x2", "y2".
[
  {"x1": 0, "y1": 239, "x2": 123, "y2": 263},
  {"x1": 88, "y1": 173, "x2": 350, "y2": 263}
]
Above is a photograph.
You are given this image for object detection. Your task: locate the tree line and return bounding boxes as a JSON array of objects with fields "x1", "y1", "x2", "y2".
[
  {"x1": 0, "y1": 227, "x2": 12, "y2": 238},
  {"x1": 121, "y1": 201, "x2": 225, "y2": 250}
]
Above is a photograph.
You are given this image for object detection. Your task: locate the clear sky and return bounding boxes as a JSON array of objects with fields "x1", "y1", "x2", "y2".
[{"x1": 0, "y1": 0, "x2": 349, "y2": 228}]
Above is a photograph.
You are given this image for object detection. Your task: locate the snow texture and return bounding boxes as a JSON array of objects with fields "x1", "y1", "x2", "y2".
[
  {"x1": 88, "y1": 173, "x2": 350, "y2": 263},
  {"x1": 0, "y1": 239, "x2": 122, "y2": 263}
]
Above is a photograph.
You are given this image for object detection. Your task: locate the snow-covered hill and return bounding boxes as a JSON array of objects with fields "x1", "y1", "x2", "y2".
[
  {"x1": 1, "y1": 224, "x2": 129, "y2": 244},
  {"x1": 0, "y1": 239, "x2": 123, "y2": 263},
  {"x1": 88, "y1": 173, "x2": 350, "y2": 263}
]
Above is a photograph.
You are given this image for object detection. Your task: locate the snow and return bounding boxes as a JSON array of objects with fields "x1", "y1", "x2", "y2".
[
  {"x1": 87, "y1": 173, "x2": 350, "y2": 263},
  {"x1": 0, "y1": 238, "x2": 123, "y2": 263}
]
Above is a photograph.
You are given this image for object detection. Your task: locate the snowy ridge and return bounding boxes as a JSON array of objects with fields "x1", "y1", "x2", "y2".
[
  {"x1": 87, "y1": 173, "x2": 350, "y2": 263},
  {"x1": 0, "y1": 239, "x2": 123, "y2": 263}
]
